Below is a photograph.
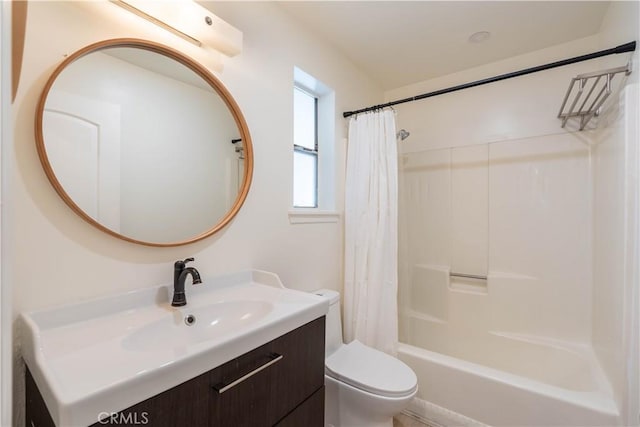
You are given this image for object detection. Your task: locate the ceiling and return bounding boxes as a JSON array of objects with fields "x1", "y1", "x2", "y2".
[{"x1": 277, "y1": 1, "x2": 611, "y2": 90}]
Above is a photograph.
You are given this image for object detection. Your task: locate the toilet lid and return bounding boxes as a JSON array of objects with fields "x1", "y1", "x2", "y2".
[{"x1": 325, "y1": 340, "x2": 417, "y2": 398}]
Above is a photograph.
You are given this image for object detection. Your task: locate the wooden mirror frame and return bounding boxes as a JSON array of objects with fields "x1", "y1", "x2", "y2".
[{"x1": 35, "y1": 38, "x2": 253, "y2": 247}]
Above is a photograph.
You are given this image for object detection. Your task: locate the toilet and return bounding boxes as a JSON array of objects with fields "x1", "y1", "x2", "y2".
[{"x1": 314, "y1": 289, "x2": 418, "y2": 427}]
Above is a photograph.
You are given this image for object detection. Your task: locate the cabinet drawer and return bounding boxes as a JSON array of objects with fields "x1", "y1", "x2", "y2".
[
  {"x1": 275, "y1": 386, "x2": 324, "y2": 427},
  {"x1": 210, "y1": 317, "x2": 325, "y2": 427}
]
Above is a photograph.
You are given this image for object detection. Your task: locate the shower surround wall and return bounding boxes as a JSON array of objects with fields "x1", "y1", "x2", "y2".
[
  {"x1": 400, "y1": 135, "x2": 591, "y2": 342},
  {"x1": 591, "y1": 3, "x2": 640, "y2": 422},
  {"x1": 392, "y1": 3, "x2": 639, "y2": 424}
]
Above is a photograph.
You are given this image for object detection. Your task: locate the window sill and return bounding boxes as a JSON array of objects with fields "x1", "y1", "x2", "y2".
[{"x1": 288, "y1": 209, "x2": 341, "y2": 224}]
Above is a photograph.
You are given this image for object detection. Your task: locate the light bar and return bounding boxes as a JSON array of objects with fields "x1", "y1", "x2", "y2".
[{"x1": 110, "y1": 0, "x2": 242, "y2": 56}]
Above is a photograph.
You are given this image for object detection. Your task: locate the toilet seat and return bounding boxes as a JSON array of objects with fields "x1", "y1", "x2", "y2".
[{"x1": 325, "y1": 340, "x2": 417, "y2": 398}]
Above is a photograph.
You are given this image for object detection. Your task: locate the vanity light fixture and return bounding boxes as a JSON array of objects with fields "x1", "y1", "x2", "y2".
[{"x1": 109, "y1": 0, "x2": 242, "y2": 56}]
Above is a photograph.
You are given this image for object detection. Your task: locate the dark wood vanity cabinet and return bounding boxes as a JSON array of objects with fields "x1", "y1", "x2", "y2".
[
  {"x1": 209, "y1": 316, "x2": 325, "y2": 426},
  {"x1": 26, "y1": 317, "x2": 325, "y2": 427}
]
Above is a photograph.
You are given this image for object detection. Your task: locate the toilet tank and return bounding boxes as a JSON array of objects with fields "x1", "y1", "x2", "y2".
[{"x1": 312, "y1": 289, "x2": 343, "y2": 357}]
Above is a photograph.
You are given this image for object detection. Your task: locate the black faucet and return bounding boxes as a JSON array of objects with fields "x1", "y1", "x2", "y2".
[{"x1": 171, "y1": 258, "x2": 202, "y2": 307}]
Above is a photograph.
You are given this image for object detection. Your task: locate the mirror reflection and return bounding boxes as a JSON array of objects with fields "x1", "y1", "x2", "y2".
[{"x1": 38, "y1": 41, "x2": 251, "y2": 246}]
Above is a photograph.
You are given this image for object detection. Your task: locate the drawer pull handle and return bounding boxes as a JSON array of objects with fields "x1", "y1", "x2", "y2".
[{"x1": 213, "y1": 353, "x2": 284, "y2": 394}]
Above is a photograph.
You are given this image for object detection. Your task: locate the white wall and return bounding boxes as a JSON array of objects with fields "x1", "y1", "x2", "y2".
[
  {"x1": 10, "y1": 1, "x2": 381, "y2": 424},
  {"x1": 591, "y1": 1, "x2": 640, "y2": 423}
]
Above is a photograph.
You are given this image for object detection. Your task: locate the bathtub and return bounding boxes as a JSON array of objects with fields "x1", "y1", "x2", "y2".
[{"x1": 397, "y1": 313, "x2": 620, "y2": 426}]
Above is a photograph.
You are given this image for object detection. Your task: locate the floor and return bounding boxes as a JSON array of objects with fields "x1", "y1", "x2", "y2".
[{"x1": 394, "y1": 413, "x2": 434, "y2": 427}]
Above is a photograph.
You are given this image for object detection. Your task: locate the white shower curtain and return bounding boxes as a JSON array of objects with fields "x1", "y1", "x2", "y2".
[{"x1": 344, "y1": 109, "x2": 398, "y2": 355}]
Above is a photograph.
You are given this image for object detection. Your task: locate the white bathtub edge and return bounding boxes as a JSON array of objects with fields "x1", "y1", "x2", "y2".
[
  {"x1": 397, "y1": 342, "x2": 618, "y2": 417},
  {"x1": 405, "y1": 397, "x2": 489, "y2": 427}
]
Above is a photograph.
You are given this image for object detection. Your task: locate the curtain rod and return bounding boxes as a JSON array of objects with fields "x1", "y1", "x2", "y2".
[{"x1": 343, "y1": 41, "x2": 636, "y2": 119}]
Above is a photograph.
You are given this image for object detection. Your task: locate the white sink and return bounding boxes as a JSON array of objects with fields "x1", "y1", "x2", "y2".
[
  {"x1": 122, "y1": 300, "x2": 274, "y2": 352},
  {"x1": 20, "y1": 270, "x2": 328, "y2": 427}
]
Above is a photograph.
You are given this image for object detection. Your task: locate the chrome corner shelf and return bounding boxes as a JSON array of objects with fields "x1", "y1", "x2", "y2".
[{"x1": 558, "y1": 62, "x2": 632, "y2": 130}]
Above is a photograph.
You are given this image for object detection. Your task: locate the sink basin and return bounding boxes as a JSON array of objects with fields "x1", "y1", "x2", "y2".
[
  {"x1": 122, "y1": 300, "x2": 274, "y2": 352},
  {"x1": 20, "y1": 270, "x2": 328, "y2": 427}
]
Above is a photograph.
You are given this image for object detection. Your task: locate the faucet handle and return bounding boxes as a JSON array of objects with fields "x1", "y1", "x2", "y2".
[{"x1": 174, "y1": 257, "x2": 195, "y2": 270}]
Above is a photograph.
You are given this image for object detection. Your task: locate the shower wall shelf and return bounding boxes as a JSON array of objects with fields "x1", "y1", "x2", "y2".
[{"x1": 558, "y1": 62, "x2": 632, "y2": 130}]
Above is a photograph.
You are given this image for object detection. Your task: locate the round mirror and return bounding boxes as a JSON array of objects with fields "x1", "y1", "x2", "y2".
[{"x1": 35, "y1": 39, "x2": 253, "y2": 247}]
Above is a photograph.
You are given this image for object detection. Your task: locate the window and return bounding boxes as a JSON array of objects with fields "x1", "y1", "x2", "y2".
[
  {"x1": 293, "y1": 87, "x2": 318, "y2": 208},
  {"x1": 290, "y1": 67, "x2": 338, "y2": 223}
]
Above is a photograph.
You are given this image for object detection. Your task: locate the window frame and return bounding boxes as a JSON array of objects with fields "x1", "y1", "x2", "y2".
[
  {"x1": 289, "y1": 67, "x2": 339, "y2": 224},
  {"x1": 293, "y1": 86, "x2": 319, "y2": 208}
]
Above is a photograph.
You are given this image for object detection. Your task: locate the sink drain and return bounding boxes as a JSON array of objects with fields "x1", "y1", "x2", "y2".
[{"x1": 184, "y1": 314, "x2": 196, "y2": 326}]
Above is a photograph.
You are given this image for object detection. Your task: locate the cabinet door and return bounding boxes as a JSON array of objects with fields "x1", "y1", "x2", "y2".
[
  {"x1": 26, "y1": 368, "x2": 56, "y2": 427},
  {"x1": 88, "y1": 372, "x2": 210, "y2": 427},
  {"x1": 209, "y1": 317, "x2": 325, "y2": 427}
]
